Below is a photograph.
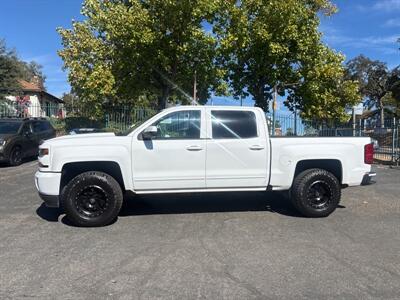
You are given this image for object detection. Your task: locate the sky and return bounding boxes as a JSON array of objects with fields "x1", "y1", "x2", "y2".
[{"x1": 0, "y1": 0, "x2": 399, "y2": 107}]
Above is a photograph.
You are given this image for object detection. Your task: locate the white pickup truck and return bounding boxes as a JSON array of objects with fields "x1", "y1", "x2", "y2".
[{"x1": 35, "y1": 106, "x2": 376, "y2": 226}]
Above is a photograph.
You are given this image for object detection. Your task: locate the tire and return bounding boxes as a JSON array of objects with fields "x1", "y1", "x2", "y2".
[
  {"x1": 9, "y1": 146, "x2": 23, "y2": 166},
  {"x1": 61, "y1": 171, "x2": 123, "y2": 227},
  {"x1": 291, "y1": 168, "x2": 341, "y2": 218}
]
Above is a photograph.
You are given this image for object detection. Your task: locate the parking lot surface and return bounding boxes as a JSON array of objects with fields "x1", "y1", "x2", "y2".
[{"x1": 0, "y1": 162, "x2": 399, "y2": 299}]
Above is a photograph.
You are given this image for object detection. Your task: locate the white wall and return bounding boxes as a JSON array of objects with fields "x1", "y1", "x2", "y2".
[{"x1": 5, "y1": 94, "x2": 47, "y2": 117}]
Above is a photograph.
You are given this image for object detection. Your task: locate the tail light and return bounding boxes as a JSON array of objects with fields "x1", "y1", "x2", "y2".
[{"x1": 364, "y1": 143, "x2": 374, "y2": 164}]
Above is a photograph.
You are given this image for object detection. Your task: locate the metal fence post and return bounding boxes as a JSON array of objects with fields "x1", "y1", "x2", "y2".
[
  {"x1": 392, "y1": 118, "x2": 396, "y2": 164},
  {"x1": 352, "y1": 107, "x2": 356, "y2": 137},
  {"x1": 394, "y1": 118, "x2": 399, "y2": 166},
  {"x1": 397, "y1": 120, "x2": 400, "y2": 166}
]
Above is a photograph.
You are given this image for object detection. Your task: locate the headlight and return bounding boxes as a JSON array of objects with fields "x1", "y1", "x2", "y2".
[
  {"x1": 39, "y1": 148, "x2": 49, "y2": 157},
  {"x1": 0, "y1": 138, "x2": 5, "y2": 146}
]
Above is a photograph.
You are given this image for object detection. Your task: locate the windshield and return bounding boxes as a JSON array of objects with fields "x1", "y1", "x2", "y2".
[
  {"x1": 0, "y1": 122, "x2": 22, "y2": 134},
  {"x1": 118, "y1": 113, "x2": 157, "y2": 136}
]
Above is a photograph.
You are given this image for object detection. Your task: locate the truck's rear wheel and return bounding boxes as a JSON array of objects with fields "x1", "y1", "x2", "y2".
[
  {"x1": 291, "y1": 168, "x2": 341, "y2": 218},
  {"x1": 61, "y1": 171, "x2": 123, "y2": 227}
]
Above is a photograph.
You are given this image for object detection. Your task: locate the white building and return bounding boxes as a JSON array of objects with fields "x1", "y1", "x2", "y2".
[{"x1": 2, "y1": 79, "x2": 63, "y2": 118}]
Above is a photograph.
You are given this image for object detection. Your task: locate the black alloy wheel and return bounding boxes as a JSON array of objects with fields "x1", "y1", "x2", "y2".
[
  {"x1": 62, "y1": 171, "x2": 123, "y2": 227},
  {"x1": 306, "y1": 180, "x2": 333, "y2": 210},
  {"x1": 75, "y1": 185, "x2": 110, "y2": 218},
  {"x1": 291, "y1": 168, "x2": 341, "y2": 218},
  {"x1": 9, "y1": 146, "x2": 23, "y2": 166}
]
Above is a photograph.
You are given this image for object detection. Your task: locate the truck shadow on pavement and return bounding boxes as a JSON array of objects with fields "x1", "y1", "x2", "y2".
[
  {"x1": 119, "y1": 191, "x2": 302, "y2": 218},
  {"x1": 36, "y1": 204, "x2": 63, "y2": 222},
  {"x1": 36, "y1": 192, "x2": 346, "y2": 226}
]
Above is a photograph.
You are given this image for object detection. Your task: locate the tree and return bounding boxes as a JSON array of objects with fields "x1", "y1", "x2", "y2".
[
  {"x1": 0, "y1": 39, "x2": 46, "y2": 101},
  {"x1": 61, "y1": 92, "x2": 80, "y2": 107},
  {"x1": 389, "y1": 67, "x2": 400, "y2": 100},
  {"x1": 345, "y1": 55, "x2": 396, "y2": 126},
  {"x1": 19, "y1": 61, "x2": 46, "y2": 88},
  {"x1": 214, "y1": 0, "x2": 359, "y2": 121},
  {"x1": 386, "y1": 67, "x2": 400, "y2": 116},
  {"x1": 0, "y1": 39, "x2": 21, "y2": 100},
  {"x1": 58, "y1": 0, "x2": 226, "y2": 111},
  {"x1": 287, "y1": 46, "x2": 360, "y2": 122}
]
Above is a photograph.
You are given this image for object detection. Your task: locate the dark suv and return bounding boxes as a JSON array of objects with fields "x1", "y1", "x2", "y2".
[{"x1": 0, "y1": 118, "x2": 56, "y2": 166}]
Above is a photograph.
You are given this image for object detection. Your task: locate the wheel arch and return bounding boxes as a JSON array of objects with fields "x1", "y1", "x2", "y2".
[
  {"x1": 6, "y1": 142, "x2": 24, "y2": 162},
  {"x1": 293, "y1": 159, "x2": 343, "y2": 184},
  {"x1": 60, "y1": 161, "x2": 126, "y2": 193}
]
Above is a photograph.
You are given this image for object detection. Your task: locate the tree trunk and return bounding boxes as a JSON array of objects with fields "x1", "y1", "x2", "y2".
[{"x1": 158, "y1": 85, "x2": 170, "y2": 110}]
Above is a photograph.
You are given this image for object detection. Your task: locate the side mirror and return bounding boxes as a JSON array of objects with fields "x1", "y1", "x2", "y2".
[{"x1": 142, "y1": 126, "x2": 158, "y2": 140}]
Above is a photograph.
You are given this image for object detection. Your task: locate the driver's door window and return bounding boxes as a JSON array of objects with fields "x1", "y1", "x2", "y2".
[{"x1": 152, "y1": 110, "x2": 200, "y2": 139}]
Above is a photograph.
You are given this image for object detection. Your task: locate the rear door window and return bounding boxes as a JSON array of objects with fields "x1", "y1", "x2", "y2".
[
  {"x1": 40, "y1": 121, "x2": 52, "y2": 131},
  {"x1": 32, "y1": 121, "x2": 52, "y2": 133},
  {"x1": 211, "y1": 110, "x2": 258, "y2": 139},
  {"x1": 32, "y1": 121, "x2": 42, "y2": 133}
]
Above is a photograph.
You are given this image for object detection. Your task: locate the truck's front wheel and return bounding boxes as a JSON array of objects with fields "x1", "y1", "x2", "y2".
[
  {"x1": 291, "y1": 169, "x2": 341, "y2": 218},
  {"x1": 61, "y1": 171, "x2": 123, "y2": 227}
]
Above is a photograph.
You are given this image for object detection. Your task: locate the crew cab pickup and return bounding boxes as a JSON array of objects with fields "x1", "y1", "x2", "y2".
[{"x1": 35, "y1": 106, "x2": 376, "y2": 226}]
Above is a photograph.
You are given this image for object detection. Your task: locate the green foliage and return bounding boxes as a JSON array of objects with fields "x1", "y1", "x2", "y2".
[
  {"x1": 388, "y1": 67, "x2": 400, "y2": 114},
  {"x1": 287, "y1": 47, "x2": 360, "y2": 122},
  {"x1": 19, "y1": 61, "x2": 46, "y2": 87},
  {"x1": 58, "y1": 0, "x2": 226, "y2": 111},
  {"x1": 61, "y1": 92, "x2": 80, "y2": 107},
  {"x1": 58, "y1": 0, "x2": 361, "y2": 122},
  {"x1": 49, "y1": 117, "x2": 67, "y2": 136},
  {"x1": 0, "y1": 39, "x2": 21, "y2": 99},
  {"x1": 345, "y1": 55, "x2": 400, "y2": 123},
  {"x1": 0, "y1": 39, "x2": 46, "y2": 101},
  {"x1": 215, "y1": 0, "x2": 358, "y2": 121}
]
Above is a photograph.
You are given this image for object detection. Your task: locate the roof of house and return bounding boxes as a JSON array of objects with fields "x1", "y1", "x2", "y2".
[
  {"x1": 18, "y1": 79, "x2": 42, "y2": 92},
  {"x1": 18, "y1": 79, "x2": 64, "y2": 103}
]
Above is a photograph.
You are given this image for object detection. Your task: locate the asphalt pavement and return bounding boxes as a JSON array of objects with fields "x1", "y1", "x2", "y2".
[{"x1": 0, "y1": 161, "x2": 399, "y2": 299}]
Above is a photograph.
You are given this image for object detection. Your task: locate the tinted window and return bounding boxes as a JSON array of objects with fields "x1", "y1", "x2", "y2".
[
  {"x1": 152, "y1": 110, "x2": 201, "y2": 139},
  {"x1": 0, "y1": 122, "x2": 22, "y2": 134},
  {"x1": 32, "y1": 121, "x2": 52, "y2": 133},
  {"x1": 32, "y1": 121, "x2": 42, "y2": 133},
  {"x1": 40, "y1": 121, "x2": 52, "y2": 131},
  {"x1": 211, "y1": 110, "x2": 257, "y2": 139}
]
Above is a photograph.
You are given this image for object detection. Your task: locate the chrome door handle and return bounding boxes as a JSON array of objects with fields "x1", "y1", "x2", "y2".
[
  {"x1": 249, "y1": 145, "x2": 264, "y2": 150},
  {"x1": 186, "y1": 145, "x2": 203, "y2": 151}
]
